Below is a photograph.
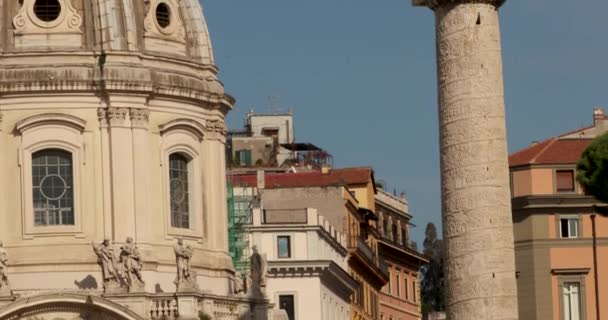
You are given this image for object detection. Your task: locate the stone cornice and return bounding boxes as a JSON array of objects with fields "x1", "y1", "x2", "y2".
[
  {"x1": 512, "y1": 195, "x2": 607, "y2": 212},
  {"x1": 413, "y1": 0, "x2": 506, "y2": 8},
  {"x1": 0, "y1": 52, "x2": 233, "y2": 112},
  {"x1": 266, "y1": 260, "x2": 359, "y2": 294}
]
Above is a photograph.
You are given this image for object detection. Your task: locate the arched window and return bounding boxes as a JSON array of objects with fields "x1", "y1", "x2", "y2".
[
  {"x1": 169, "y1": 153, "x2": 190, "y2": 229},
  {"x1": 32, "y1": 149, "x2": 74, "y2": 226}
]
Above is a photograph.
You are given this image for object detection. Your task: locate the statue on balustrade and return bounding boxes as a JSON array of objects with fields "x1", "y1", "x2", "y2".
[
  {"x1": 0, "y1": 242, "x2": 10, "y2": 295},
  {"x1": 174, "y1": 239, "x2": 198, "y2": 291},
  {"x1": 120, "y1": 237, "x2": 145, "y2": 292},
  {"x1": 249, "y1": 245, "x2": 267, "y2": 297},
  {"x1": 93, "y1": 238, "x2": 123, "y2": 292}
]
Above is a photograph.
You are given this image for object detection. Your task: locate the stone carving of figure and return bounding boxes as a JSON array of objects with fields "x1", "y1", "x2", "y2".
[
  {"x1": 386, "y1": 215, "x2": 394, "y2": 240},
  {"x1": 249, "y1": 245, "x2": 267, "y2": 297},
  {"x1": 377, "y1": 211, "x2": 384, "y2": 236},
  {"x1": 120, "y1": 237, "x2": 144, "y2": 290},
  {"x1": 92, "y1": 238, "x2": 122, "y2": 290},
  {"x1": 233, "y1": 272, "x2": 244, "y2": 295},
  {"x1": 0, "y1": 242, "x2": 9, "y2": 291},
  {"x1": 174, "y1": 239, "x2": 197, "y2": 290}
]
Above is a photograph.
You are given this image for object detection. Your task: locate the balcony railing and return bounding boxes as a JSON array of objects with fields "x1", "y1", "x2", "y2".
[
  {"x1": 356, "y1": 238, "x2": 389, "y2": 278},
  {"x1": 262, "y1": 209, "x2": 308, "y2": 224},
  {"x1": 380, "y1": 234, "x2": 418, "y2": 252}
]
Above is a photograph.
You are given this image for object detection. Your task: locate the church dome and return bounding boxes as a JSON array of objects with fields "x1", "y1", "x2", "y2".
[
  {"x1": 1, "y1": 0, "x2": 232, "y2": 109},
  {"x1": 0, "y1": 2, "x2": 249, "y2": 317}
]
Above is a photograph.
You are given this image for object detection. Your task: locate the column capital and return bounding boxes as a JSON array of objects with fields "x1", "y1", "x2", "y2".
[{"x1": 413, "y1": 0, "x2": 505, "y2": 9}]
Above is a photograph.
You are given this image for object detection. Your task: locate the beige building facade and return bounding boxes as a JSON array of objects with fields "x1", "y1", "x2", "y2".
[
  {"x1": 247, "y1": 207, "x2": 358, "y2": 320},
  {"x1": 0, "y1": 0, "x2": 272, "y2": 319},
  {"x1": 510, "y1": 108, "x2": 608, "y2": 320}
]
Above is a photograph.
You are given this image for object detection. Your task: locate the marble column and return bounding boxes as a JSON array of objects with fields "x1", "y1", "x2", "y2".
[{"x1": 412, "y1": 1, "x2": 518, "y2": 318}]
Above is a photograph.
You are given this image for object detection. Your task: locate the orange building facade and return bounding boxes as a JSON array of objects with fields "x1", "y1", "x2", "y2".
[
  {"x1": 375, "y1": 189, "x2": 428, "y2": 320},
  {"x1": 510, "y1": 108, "x2": 608, "y2": 320}
]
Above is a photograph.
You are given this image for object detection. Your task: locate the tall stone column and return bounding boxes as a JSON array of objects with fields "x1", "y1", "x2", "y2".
[{"x1": 413, "y1": 0, "x2": 518, "y2": 318}]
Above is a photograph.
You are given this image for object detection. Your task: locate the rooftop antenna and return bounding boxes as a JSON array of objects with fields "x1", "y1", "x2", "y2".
[{"x1": 267, "y1": 95, "x2": 281, "y2": 114}]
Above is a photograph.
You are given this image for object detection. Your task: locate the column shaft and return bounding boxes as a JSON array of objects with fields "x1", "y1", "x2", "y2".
[{"x1": 435, "y1": 3, "x2": 518, "y2": 318}]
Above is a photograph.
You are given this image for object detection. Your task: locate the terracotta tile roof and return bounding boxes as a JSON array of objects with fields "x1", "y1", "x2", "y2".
[
  {"x1": 228, "y1": 167, "x2": 374, "y2": 189},
  {"x1": 509, "y1": 137, "x2": 592, "y2": 167}
]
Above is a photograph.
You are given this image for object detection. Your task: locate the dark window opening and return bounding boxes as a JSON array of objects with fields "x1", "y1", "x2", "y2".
[
  {"x1": 560, "y1": 217, "x2": 578, "y2": 239},
  {"x1": 34, "y1": 0, "x2": 62, "y2": 22},
  {"x1": 476, "y1": 13, "x2": 481, "y2": 25},
  {"x1": 156, "y1": 2, "x2": 171, "y2": 28},
  {"x1": 279, "y1": 295, "x2": 295, "y2": 320}
]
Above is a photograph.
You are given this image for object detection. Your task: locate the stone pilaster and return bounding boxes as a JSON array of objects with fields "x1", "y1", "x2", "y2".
[
  {"x1": 130, "y1": 108, "x2": 151, "y2": 241},
  {"x1": 413, "y1": 0, "x2": 518, "y2": 319},
  {"x1": 104, "y1": 106, "x2": 137, "y2": 241},
  {"x1": 203, "y1": 117, "x2": 229, "y2": 252}
]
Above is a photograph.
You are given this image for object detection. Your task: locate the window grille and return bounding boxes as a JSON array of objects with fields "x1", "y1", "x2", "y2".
[
  {"x1": 34, "y1": 0, "x2": 62, "y2": 22},
  {"x1": 32, "y1": 149, "x2": 74, "y2": 226},
  {"x1": 156, "y1": 3, "x2": 171, "y2": 28},
  {"x1": 170, "y1": 153, "x2": 190, "y2": 229}
]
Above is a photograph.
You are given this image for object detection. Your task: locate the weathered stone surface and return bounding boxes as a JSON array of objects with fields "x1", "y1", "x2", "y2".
[{"x1": 416, "y1": 1, "x2": 519, "y2": 319}]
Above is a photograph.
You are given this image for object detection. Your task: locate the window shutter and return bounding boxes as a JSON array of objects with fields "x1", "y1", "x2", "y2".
[{"x1": 556, "y1": 170, "x2": 574, "y2": 192}]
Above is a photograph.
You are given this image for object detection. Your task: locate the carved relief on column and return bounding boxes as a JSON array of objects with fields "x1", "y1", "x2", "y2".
[
  {"x1": 129, "y1": 108, "x2": 150, "y2": 128},
  {"x1": 205, "y1": 118, "x2": 227, "y2": 142},
  {"x1": 0, "y1": 112, "x2": 3, "y2": 132},
  {"x1": 106, "y1": 108, "x2": 130, "y2": 127},
  {"x1": 97, "y1": 108, "x2": 108, "y2": 128}
]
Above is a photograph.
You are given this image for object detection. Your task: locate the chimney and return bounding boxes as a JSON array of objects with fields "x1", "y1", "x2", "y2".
[
  {"x1": 593, "y1": 107, "x2": 605, "y2": 125},
  {"x1": 257, "y1": 170, "x2": 265, "y2": 189},
  {"x1": 321, "y1": 166, "x2": 331, "y2": 174}
]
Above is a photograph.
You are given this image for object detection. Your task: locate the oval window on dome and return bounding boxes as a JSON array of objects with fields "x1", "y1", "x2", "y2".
[
  {"x1": 33, "y1": 0, "x2": 62, "y2": 22},
  {"x1": 156, "y1": 3, "x2": 171, "y2": 29}
]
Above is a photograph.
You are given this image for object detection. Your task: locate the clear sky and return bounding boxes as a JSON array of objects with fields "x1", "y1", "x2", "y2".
[{"x1": 203, "y1": 0, "x2": 608, "y2": 245}]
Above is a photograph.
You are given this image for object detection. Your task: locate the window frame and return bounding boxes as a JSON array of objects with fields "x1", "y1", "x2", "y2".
[
  {"x1": 16, "y1": 114, "x2": 86, "y2": 238},
  {"x1": 555, "y1": 169, "x2": 576, "y2": 193},
  {"x1": 556, "y1": 274, "x2": 587, "y2": 320},
  {"x1": 275, "y1": 291, "x2": 298, "y2": 320},
  {"x1": 32, "y1": 149, "x2": 75, "y2": 227},
  {"x1": 558, "y1": 215, "x2": 580, "y2": 239},
  {"x1": 168, "y1": 152, "x2": 193, "y2": 229},
  {"x1": 277, "y1": 235, "x2": 292, "y2": 259},
  {"x1": 160, "y1": 125, "x2": 205, "y2": 240}
]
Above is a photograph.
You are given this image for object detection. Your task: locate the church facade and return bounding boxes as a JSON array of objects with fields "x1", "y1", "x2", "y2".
[{"x1": 0, "y1": 0, "x2": 272, "y2": 319}]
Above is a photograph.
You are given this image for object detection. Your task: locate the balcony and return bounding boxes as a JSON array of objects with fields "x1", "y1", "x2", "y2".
[
  {"x1": 380, "y1": 233, "x2": 418, "y2": 252},
  {"x1": 355, "y1": 238, "x2": 389, "y2": 278}
]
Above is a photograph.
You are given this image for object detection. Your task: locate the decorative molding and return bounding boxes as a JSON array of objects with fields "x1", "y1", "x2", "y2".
[
  {"x1": 144, "y1": 0, "x2": 186, "y2": 44},
  {"x1": 129, "y1": 108, "x2": 150, "y2": 128},
  {"x1": 207, "y1": 119, "x2": 226, "y2": 135},
  {"x1": 13, "y1": 0, "x2": 83, "y2": 48},
  {"x1": 106, "y1": 108, "x2": 129, "y2": 127},
  {"x1": 159, "y1": 118, "x2": 205, "y2": 141},
  {"x1": 551, "y1": 268, "x2": 590, "y2": 275},
  {"x1": 15, "y1": 113, "x2": 87, "y2": 134}
]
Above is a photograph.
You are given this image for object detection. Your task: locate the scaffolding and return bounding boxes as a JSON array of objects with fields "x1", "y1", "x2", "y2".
[{"x1": 227, "y1": 179, "x2": 257, "y2": 275}]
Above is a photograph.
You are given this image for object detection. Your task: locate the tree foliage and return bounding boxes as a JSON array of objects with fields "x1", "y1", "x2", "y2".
[
  {"x1": 420, "y1": 222, "x2": 445, "y2": 312},
  {"x1": 577, "y1": 132, "x2": 608, "y2": 203}
]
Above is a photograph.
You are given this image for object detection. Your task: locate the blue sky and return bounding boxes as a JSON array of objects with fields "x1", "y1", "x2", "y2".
[{"x1": 203, "y1": 0, "x2": 608, "y2": 245}]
